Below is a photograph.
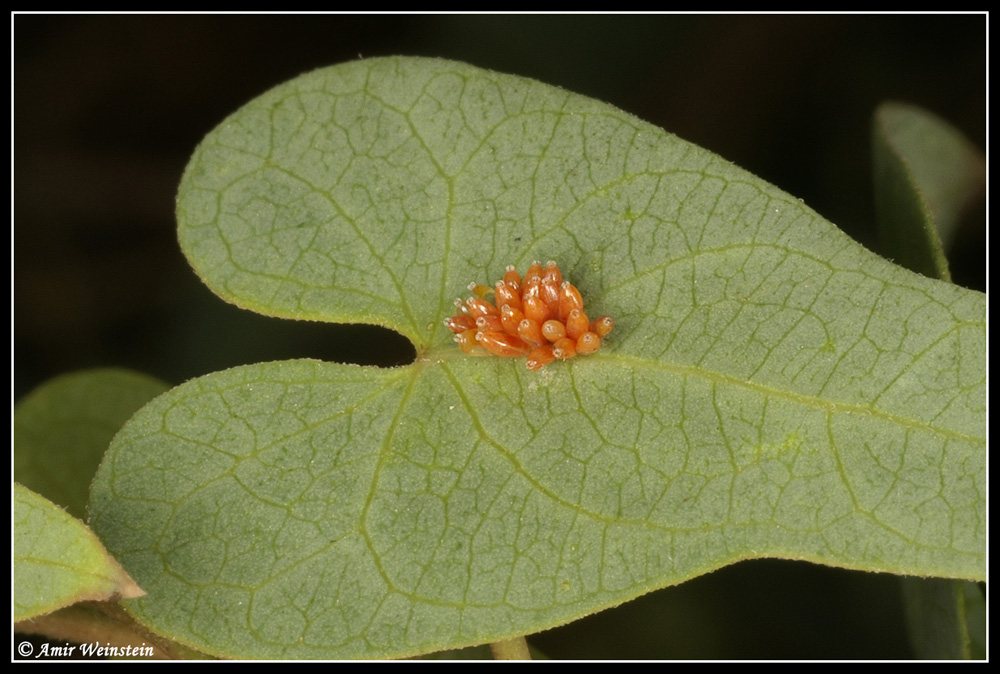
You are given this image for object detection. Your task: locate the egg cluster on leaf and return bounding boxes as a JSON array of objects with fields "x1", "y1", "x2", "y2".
[{"x1": 445, "y1": 261, "x2": 614, "y2": 370}]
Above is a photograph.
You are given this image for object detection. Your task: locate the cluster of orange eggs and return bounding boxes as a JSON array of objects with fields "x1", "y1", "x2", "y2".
[{"x1": 445, "y1": 261, "x2": 613, "y2": 370}]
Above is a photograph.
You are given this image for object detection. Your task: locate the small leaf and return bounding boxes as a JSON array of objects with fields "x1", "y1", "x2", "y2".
[
  {"x1": 14, "y1": 369, "x2": 170, "y2": 521},
  {"x1": 94, "y1": 57, "x2": 985, "y2": 659},
  {"x1": 14, "y1": 484, "x2": 144, "y2": 622},
  {"x1": 900, "y1": 578, "x2": 984, "y2": 659},
  {"x1": 872, "y1": 101, "x2": 986, "y2": 282}
]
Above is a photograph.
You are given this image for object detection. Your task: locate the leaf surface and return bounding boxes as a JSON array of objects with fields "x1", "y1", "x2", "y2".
[
  {"x1": 14, "y1": 484, "x2": 144, "y2": 622},
  {"x1": 901, "y1": 577, "x2": 984, "y2": 659},
  {"x1": 91, "y1": 57, "x2": 985, "y2": 659},
  {"x1": 872, "y1": 101, "x2": 986, "y2": 282},
  {"x1": 15, "y1": 369, "x2": 169, "y2": 520},
  {"x1": 869, "y1": 102, "x2": 985, "y2": 661}
]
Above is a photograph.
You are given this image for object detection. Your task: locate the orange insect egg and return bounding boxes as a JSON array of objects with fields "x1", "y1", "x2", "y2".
[
  {"x1": 551, "y1": 337, "x2": 577, "y2": 360},
  {"x1": 495, "y1": 280, "x2": 521, "y2": 311},
  {"x1": 517, "y1": 318, "x2": 545, "y2": 347},
  {"x1": 446, "y1": 261, "x2": 612, "y2": 370},
  {"x1": 522, "y1": 286, "x2": 551, "y2": 324},
  {"x1": 467, "y1": 281, "x2": 493, "y2": 299},
  {"x1": 526, "y1": 344, "x2": 557, "y2": 371},
  {"x1": 503, "y1": 265, "x2": 522, "y2": 292},
  {"x1": 565, "y1": 308, "x2": 591, "y2": 340},
  {"x1": 540, "y1": 261, "x2": 562, "y2": 307},
  {"x1": 523, "y1": 260, "x2": 544, "y2": 288},
  {"x1": 542, "y1": 260, "x2": 563, "y2": 286},
  {"x1": 455, "y1": 329, "x2": 483, "y2": 355},
  {"x1": 445, "y1": 315, "x2": 476, "y2": 334},
  {"x1": 559, "y1": 282, "x2": 584, "y2": 321},
  {"x1": 541, "y1": 319, "x2": 567, "y2": 343},
  {"x1": 591, "y1": 315, "x2": 615, "y2": 338},
  {"x1": 576, "y1": 331, "x2": 601, "y2": 355},
  {"x1": 500, "y1": 303, "x2": 524, "y2": 334},
  {"x1": 477, "y1": 331, "x2": 531, "y2": 357},
  {"x1": 465, "y1": 297, "x2": 499, "y2": 318},
  {"x1": 540, "y1": 280, "x2": 561, "y2": 315},
  {"x1": 475, "y1": 314, "x2": 504, "y2": 333}
]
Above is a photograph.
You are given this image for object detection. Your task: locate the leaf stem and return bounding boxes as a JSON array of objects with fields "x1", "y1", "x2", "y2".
[{"x1": 490, "y1": 636, "x2": 532, "y2": 660}]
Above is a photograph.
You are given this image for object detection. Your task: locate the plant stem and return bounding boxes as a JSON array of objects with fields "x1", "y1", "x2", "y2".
[{"x1": 490, "y1": 636, "x2": 531, "y2": 660}]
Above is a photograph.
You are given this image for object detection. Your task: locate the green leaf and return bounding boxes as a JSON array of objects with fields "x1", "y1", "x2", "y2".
[
  {"x1": 14, "y1": 369, "x2": 170, "y2": 521},
  {"x1": 14, "y1": 484, "x2": 144, "y2": 622},
  {"x1": 872, "y1": 101, "x2": 986, "y2": 282},
  {"x1": 92, "y1": 57, "x2": 985, "y2": 659},
  {"x1": 870, "y1": 104, "x2": 986, "y2": 662},
  {"x1": 901, "y1": 578, "x2": 985, "y2": 659}
]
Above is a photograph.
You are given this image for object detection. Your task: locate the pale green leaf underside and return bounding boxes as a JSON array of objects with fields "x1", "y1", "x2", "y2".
[
  {"x1": 870, "y1": 104, "x2": 985, "y2": 661},
  {"x1": 93, "y1": 57, "x2": 985, "y2": 659},
  {"x1": 872, "y1": 101, "x2": 986, "y2": 283},
  {"x1": 14, "y1": 369, "x2": 170, "y2": 521},
  {"x1": 15, "y1": 484, "x2": 143, "y2": 622},
  {"x1": 901, "y1": 578, "x2": 984, "y2": 659}
]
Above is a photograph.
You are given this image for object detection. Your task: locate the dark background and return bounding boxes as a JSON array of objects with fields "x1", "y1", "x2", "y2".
[{"x1": 15, "y1": 15, "x2": 985, "y2": 659}]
